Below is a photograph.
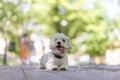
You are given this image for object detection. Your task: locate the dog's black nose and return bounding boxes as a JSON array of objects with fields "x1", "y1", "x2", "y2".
[{"x1": 57, "y1": 42, "x2": 61, "y2": 44}]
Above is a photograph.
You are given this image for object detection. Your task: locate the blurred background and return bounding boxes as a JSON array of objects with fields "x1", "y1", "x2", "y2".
[{"x1": 0, "y1": 0, "x2": 120, "y2": 66}]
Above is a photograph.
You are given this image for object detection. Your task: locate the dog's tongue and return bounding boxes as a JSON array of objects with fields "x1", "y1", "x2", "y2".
[
  {"x1": 61, "y1": 47, "x2": 65, "y2": 54},
  {"x1": 58, "y1": 47, "x2": 65, "y2": 54}
]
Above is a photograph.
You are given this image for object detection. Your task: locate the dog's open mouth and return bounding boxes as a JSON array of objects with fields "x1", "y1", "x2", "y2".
[{"x1": 56, "y1": 46, "x2": 65, "y2": 54}]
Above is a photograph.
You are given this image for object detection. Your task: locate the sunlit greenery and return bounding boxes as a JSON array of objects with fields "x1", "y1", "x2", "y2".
[{"x1": 0, "y1": 0, "x2": 120, "y2": 59}]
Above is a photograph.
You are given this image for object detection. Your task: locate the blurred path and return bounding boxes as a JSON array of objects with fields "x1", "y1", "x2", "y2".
[{"x1": 0, "y1": 65, "x2": 120, "y2": 80}]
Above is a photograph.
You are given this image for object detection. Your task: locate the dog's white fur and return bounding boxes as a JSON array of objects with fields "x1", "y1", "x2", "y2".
[{"x1": 39, "y1": 33, "x2": 72, "y2": 70}]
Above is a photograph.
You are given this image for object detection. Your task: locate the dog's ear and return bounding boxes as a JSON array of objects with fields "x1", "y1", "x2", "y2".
[
  {"x1": 49, "y1": 34, "x2": 56, "y2": 49},
  {"x1": 66, "y1": 37, "x2": 72, "y2": 50},
  {"x1": 49, "y1": 38, "x2": 54, "y2": 49}
]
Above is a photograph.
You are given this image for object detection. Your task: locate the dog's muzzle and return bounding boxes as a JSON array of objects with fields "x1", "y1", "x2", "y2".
[{"x1": 56, "y1": 45, "x2": 65, "y2": 54}]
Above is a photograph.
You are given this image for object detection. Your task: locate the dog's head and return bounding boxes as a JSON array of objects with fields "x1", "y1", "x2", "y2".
[{"x1": 49, "y1": 33, "x2": 72, "y2": 54}]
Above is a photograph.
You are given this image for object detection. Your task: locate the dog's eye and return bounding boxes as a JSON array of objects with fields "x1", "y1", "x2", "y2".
[
  {"x1": 62, "y1": 39, "x2": 65, "y2": 42},
  {"x1": 55, "y1": 39, "x2": 57, "y2": 41}
]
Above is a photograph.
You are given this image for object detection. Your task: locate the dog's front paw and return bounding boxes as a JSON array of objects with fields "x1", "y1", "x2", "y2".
[
  {"x1": 51, "y1": 67, "x2": 58, "y2": 70},
  {"x1": 59, "y1": 66, "x2": 68, "y2": 71},
  {"x1": 59, "y1": 67, "x2": 66, "y2": 70},
  {"x1": 46, "y1": 66, "x2": 58, "y2": 71},
  {"x1": 59, "y1": 65, "x2": 69, "y2": 70}
]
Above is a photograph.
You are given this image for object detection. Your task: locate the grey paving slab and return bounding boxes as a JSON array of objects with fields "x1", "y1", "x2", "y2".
[
  {"x1": 0, "y1": 65, "x2": 120, "y2": 80},
  {"x1": 23, "y1": 65, "x2": 67, "y2": 80},
  {"x1": 0, "y1": 66, "x2": 25, "y2": 80},
  {"x1": 47, "y1": 67, "x2": 120, "y2": 80}
]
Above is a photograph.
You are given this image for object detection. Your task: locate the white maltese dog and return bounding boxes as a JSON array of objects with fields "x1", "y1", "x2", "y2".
[{"x1": 39, "y1": 33, "x2": 72, "y2": 70}]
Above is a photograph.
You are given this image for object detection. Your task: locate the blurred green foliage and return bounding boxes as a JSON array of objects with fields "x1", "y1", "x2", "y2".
[{"x1": 0, "y1": 0, "x2": 120, "y2": 57}]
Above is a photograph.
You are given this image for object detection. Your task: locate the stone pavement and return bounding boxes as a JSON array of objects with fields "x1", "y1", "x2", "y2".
[{"x1": 0, "y1": 65, "x2": 120, "y2": 80}]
